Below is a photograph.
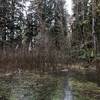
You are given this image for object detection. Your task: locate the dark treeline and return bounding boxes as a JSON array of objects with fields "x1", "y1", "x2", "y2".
[
  {"x1": 71, "y1": 0, "x2": 100, "y2": 58},
  {"x1": 71, "y1": 0, "x2": 100, "y2": 85},
  {"x1": 0, "y1": 0, "x2": 67, "y2": 52},
  {"x1": 0, "y1": 0, "x2": 69, "y2": 73}
]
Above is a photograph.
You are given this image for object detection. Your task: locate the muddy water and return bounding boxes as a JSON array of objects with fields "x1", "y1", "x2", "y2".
[{"x1": 0, "y1": 71, "x2": 73, "y2": 100}]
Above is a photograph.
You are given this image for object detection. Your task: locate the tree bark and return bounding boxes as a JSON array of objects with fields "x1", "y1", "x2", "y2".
[{"x1": 92, "y1": 0, "x2": 97, "y2": 54}]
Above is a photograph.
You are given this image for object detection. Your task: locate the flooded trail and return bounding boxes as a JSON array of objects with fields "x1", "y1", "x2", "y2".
[
  {"x1": 64, "y1": 82, "x2": 73, "y2": 100},
  {"x1": 63, "y1": 79, "x2": 73, "y2": 100},
  {"x1": 0, "y1": 71, "x2": 73, "y2": 100}
]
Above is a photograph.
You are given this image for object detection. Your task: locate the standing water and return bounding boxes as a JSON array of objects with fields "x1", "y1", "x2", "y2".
[
  {"x1": 0, "y1": 71, "x2": 73, "y2": 100},
  {"x1": 63, "y1": 79, "x2": 73, "y2": 100}
]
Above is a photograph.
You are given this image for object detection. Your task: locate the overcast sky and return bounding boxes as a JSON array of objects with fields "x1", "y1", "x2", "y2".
[
  {"x1": 25, "y1": 0, "x2": 73, "y2": 15},
  {"x1": 65, "y1": 0, "x2": 73, "y2": 15}
]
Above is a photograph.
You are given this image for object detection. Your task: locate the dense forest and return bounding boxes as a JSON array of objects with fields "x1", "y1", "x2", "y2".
[
  {"x1": 0, "y1": 0, "x2": 69, "y2": 73},
  {"x1": 0, "y1": 0, "x2": 67, "y2": 50},
  {"x1": 0, "y1": 0, "x2": 100, "y2": 100}
]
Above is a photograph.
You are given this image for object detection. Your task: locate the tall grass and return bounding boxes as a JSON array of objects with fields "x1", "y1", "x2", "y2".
[{"x1": 0, "y1": 47, "x2": 66, "y2": 73}]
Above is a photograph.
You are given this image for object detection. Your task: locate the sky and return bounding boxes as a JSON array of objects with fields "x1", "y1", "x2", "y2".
[
  {"x1": 65, "y1": 0, "x2": 73, "y2": 15},
  {"x1": 23, "y1": 1, "x2": 31, "y2": 17}
]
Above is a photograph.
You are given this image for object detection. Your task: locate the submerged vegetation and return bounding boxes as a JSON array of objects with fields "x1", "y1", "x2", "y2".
[
  {"x1": 0, "y1": 72, "x2": 65, "y2": 100},
  {"x1": 69, "y1": 78, "x2": 100, "y2": 100}
]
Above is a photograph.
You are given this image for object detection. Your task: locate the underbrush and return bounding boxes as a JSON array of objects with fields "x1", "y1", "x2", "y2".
[{"x1": 0, "y1": 49, "x2": 66, "y2": 73}]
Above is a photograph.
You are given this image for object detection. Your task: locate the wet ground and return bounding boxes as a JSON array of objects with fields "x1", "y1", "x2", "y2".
[
  {"x1": 0, "y1": 71, "x2": 73, "y2": 100},
  {"x1": 0, "y1": 70, "x2": 100, "y2": 100}
]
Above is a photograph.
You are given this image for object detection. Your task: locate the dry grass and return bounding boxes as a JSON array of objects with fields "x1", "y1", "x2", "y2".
[{"x1": 0, "y1": 48, "x2": 66, "y2": 73}]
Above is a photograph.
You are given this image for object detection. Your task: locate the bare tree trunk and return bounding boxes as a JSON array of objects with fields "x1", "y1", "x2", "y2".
[
  {"x1": 92, "y1": 0, "x2": 100, "y2": 86},
  {"x1": 92, "y1": 0, "x2": 97, "y2": 54}
]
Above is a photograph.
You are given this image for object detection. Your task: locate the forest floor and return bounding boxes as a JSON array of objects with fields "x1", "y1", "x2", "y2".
[{"x1": 0, "y1": 61, "x2": 100, "y2": 100}]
